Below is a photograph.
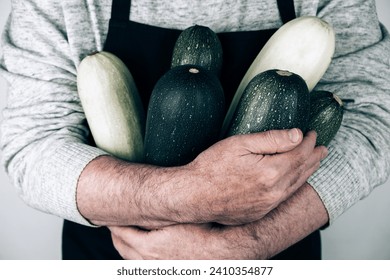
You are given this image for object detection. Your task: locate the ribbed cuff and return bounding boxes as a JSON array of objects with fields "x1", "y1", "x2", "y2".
[
  {"x1": 307, "y1": 146, "x2": 362, "y2": 225},
  {"x1": 40, "y1": 142, "x2": 109, "y2": 226}
]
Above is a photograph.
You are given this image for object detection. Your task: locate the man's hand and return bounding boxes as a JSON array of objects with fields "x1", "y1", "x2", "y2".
[
  {"x1": 175, "y1": 129, "x2": 327, "y2": 225},
  {"x1": 77, "y1": 129, "x2": 326, "y2": 228},
  {"x1": 109, "y1": 183, "x2": 329, "y2": 260},
  {"x1": 109, "y1": 223, "x2": 254, "y2": 260}
]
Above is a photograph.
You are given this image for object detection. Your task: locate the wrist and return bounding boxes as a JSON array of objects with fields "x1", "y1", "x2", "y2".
[
  {"x1": 145, "y1": 163, "x2": 210, "y2": 225},
  {"x1": 239, "y1": 183, "x2": 329, "y2": 259},
  {"x1": 214, "y1": 223, "x2": 266, "y2": 260},
  {"x1": 76, "y1": 155, "x2": 192, "y2": 227},
  {"x1": 134, "y1": 163, "x2": 193, "y2": 226}
]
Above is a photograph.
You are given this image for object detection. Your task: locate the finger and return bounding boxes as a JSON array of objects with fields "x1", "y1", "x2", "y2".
[
  {"x1": 112, "y1": 239, "x2": 143, "y2": 260},
  {"x1": 109, "y1": 225, "x2": 128, "y2": 237},
  {"x1": 286, "y1": 147, "x2": 320, "y2": 198},
  {"x1": 290, "y1": 131, "x2": 328, "y2": 166},
  {"x1": 110, "y1": 225, "x2": 147, "y2": 240},
  {"x1": 109, "y1": 226, "x2": 146, "y2": 259},
  {"x1": 260, "y1": 148, "x2": 326, "y2": 211},
  {"x1": 261, "y1": 130, "x2": 318, "y2": 170},
  {"x1": 274, "y1": 142, "x2": 327, "y2": 197},
  {"x1": 278, "y1": 153, "x2": 324, "y2": 204},
  {"x1": 262, "y1": 131, "x2": 327, "y2": 189},
  {"x1": 277, "y1": 130, "x2": 322, "y2": 164},
  {"x1": 238, "y1": 128, "x2": 303, "y2": 155}
]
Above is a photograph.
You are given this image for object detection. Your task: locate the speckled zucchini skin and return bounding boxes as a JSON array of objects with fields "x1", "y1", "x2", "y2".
[
  {"x1": 307, "y1": 90, "x2": 344, "y2": 146},
  {"x1": 171, "y1": 25, "x2": 223, "y2": 76},
  {"x1": 226, "y1": 69, "x2": 310, "y2": 136},
  {"x1": 144, "y1": 65, "x2": 225, "y2": 166}
]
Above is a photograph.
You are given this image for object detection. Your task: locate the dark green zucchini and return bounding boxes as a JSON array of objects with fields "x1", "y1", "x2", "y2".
[
  {"x1": 307, "y1": 90, "x2": 343, "y2": 146},
  {"x1": 171, "y1": 25, "x2": 223, "y2": 76},
  {"x1": 144, "y1": 65, "x2": 225, "y2": 166},
  {"x1": 226, "y1": 69, "x2": 310, "y2": 136}
]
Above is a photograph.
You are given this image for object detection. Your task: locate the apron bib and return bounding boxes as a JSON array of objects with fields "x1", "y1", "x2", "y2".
[{"x1": 62, "y1": 0, "x2": 321, "y2": 260}]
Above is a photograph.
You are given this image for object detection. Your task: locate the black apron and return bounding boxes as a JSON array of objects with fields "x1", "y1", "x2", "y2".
[{"x1": 62, "y1": 0, "x2": 321, "y2": 260}]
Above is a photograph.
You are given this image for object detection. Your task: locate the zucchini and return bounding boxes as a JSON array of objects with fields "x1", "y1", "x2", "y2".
[
  {"x1": 307, "y1": 90, "x2": 343, "y2": 146},
  {"x1": 226, "y1": 69, "x2": 310, "y2": 136},
  {"x1": 171, "y1": 25, "x2": 223, "y2": 76},
  {"x1": 144, "y1": 65, "x2": 225, "y2": 166},
  {"x1": 77, "y1": 51, "x2": 145, "y2": 162},
  {"x1": 222, "y1": 16, "x2": 335, "y2": 135}
]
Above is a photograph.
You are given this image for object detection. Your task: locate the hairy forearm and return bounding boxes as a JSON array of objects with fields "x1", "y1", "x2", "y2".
[
  {"x1": 235, "y1": 183, "x2": 328, "y2": 259},
  {"x1": 76, "y1": 130, "x2": 325, "y2": 230},
  {"x1": 108, "y1": 181, "x2": 329, "y2": 260},
  {"x1": 76, "y1": 155, "x2": 193, "y2": 227}
]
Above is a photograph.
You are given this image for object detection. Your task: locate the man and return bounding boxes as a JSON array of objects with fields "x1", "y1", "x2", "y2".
[{"x1": 1, "y1": 0, "x2": 389, "y2": 259}]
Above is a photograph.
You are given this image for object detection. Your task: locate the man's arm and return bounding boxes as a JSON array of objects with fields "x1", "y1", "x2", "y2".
[
  {"x1": 108, "y1": 182, "x2": 327, "y2": 259},
  {"x1": 77, "y1": 129, "x2": 326, "y2": 228},
  {"x1": 249, "y1": 183, "x2": 328, "y2": 259},
  {"x1": 1, "y1": 0, "x2": 327, "y2": 230},
  {"x1": 307, "y1": 0, "x2": 390, "y2": 223}
]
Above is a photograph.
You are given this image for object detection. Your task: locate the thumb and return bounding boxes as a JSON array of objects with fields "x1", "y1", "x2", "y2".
[{"x1": 242, "y1": 128, "x2": 303, "y2": 155}]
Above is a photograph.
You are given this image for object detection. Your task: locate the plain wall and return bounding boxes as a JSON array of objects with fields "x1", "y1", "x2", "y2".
[{"x1": 0, "y1": 0, "x2": 389, "y2": 260}]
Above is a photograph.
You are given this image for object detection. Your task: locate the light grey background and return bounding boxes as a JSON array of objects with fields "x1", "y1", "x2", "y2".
[{"x1": 0, "y1": 0, "x2": 389, "y2": 260}]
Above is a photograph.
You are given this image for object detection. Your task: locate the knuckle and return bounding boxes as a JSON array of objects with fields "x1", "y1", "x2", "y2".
[
  {"x1": 293, "y1": 162, "x2": 307, "y2": 180},
  {"x1": 290, "y1": 154, "x2": 308, "y2": 173},
  {"x1": 293, "y1": 148, "x2": 306, "y2": 160},
  {"x1": 294, "y1": 157, "x2": 306, "y2": 170},
  {"x1": 265, "y1": 167, "x2": 280, "y2": 185}
]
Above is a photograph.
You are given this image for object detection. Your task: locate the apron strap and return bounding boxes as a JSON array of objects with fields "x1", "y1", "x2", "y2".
[
  {"x1": 277, "y1": 0, "x2": 296, "y2": 24},
  {"x1": 110, "y1": 0, "x2": 131, "y2": 22}
]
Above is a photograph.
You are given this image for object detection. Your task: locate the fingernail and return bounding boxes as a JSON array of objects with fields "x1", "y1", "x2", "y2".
[{"x1": 288, "y1": 128, "x2": 300, "y2": 143}]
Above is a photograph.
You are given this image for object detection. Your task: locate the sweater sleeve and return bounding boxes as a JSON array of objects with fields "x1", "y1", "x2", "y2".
[
  {"x1": 0, "y1": 1, "x2": 108, "y2": 226},
  {"x1": 307, "y1": 0, "x2": 390, "y2": 223}
]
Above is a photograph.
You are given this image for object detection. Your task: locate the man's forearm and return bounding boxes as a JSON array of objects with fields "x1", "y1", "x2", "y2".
[
  {"x1": 240, "y1": 182, "x2": 328, "y2": 259},
  {"x1": 108, "y1": 182, "x2": 329, "y2": 260},
  {"x1": 76, "y1": 155, "x2": 192, "y2": 228}
]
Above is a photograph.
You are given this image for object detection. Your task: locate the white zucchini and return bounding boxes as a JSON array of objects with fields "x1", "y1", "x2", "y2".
[
  {"x1": 77, "y1": 51, "x2": 145, "y2": 162},
  {"x1": 221, "y1": 16, "x2": 335, "y2": 135}
]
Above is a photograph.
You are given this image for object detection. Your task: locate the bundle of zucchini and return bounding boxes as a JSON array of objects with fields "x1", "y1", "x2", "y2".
[{"x1": 76, "y1": 16, "x2": 343, "y2": 167}]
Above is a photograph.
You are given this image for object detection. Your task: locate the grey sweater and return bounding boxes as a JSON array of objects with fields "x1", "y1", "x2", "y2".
[{"x1": 1, "y1": 0, "x2": 390, "y2": 226}]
